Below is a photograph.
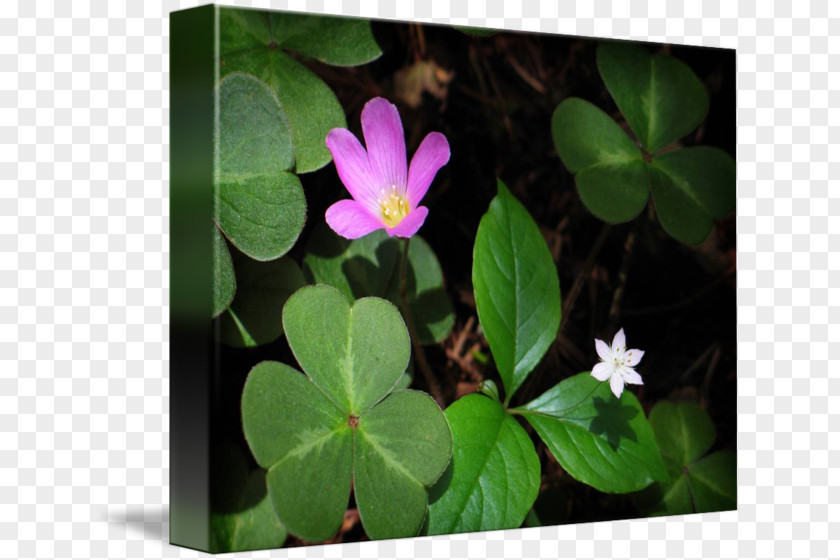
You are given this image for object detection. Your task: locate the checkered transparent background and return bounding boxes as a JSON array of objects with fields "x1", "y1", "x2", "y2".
[{"x1": 0, "y1": 0, "x2": 836, "y2": 558}]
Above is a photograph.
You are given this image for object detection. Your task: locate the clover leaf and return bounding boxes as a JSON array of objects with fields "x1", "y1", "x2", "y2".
[
  {"x1": 552, "y1": 41, "x2": 735, "y2": 245},
  {"x1": 219, "y1": 7, "x2": 382, "y2": 173},
  {"x1": 638, "y1": 401, "x2": 736, "y2": 515},
  {"x1": 215, "y1": 72, "x2": 306, "y2": 262},
  {"x1": 240, "y1": 285, "x2": 452, "y2": 542}
]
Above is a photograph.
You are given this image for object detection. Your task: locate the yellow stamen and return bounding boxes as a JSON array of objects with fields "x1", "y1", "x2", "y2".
[{"x1": 378, "y1": 186, "x2": 409, "y2": 228}]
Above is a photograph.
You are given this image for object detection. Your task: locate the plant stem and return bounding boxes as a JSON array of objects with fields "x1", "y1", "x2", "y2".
[
  {"x1": 398, "y1": 238, "x2": 443, "y2": 406},
  {"x1": 606, "y1": 223, "x2": 639, "y2": 333},
  {"x1": 557, "y1": 223, "x2": 611, "y2": 337}
]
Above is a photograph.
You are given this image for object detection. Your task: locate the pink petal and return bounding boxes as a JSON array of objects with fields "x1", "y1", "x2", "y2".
[
  {"x1": 361, "y1": 98, "x2": 407, "y2": 193},
  {"x1": 325, "y1": 128, "x2": 380, "y2": 213},
  {"x1": 625, "y1": 349, "x2": 644, "y2": 367},
  {"x1": 609, "y1": 373, "x2": 625, "y2": 399},
  {"x1": 385, "y1": 206, "x2": 429, "y2": 238},
  {"x1": 611, "y1": 328, "x2": 626, "y2": 352},
  {"x1": 594, "y1": 338, "x2": 612, "y2": 362},
  {"x1": 591, "y1": 362, "x2": 613, "y2": 382},
  {"x1": 621, "y1": 367, "x2": 643, "y2": 385},
  {"x1": 325, "y1": 199, "x2": 385, "y2": 240},
  {"x1": 406, "y1": 132, "x2": 450, "y2": 207}
]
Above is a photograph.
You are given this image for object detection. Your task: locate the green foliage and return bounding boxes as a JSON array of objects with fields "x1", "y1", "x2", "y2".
[
  {"x1": 215, "y1": 72, "x2": 306, "y2": 261},
  {"x1": 426, "y1": 394, "x2": 540, "y2": 535},
  {"x1": 240, "y1": 285, "x2": 451, "y2": 541},
  {"x1": 597, "y1": 41, "x2": 709, "y2": 154},
  {"x1": 472, "y1": 180, "x2": 561, "y2": 402},
  {"x1": 219, "y1": 7, "x2": 382, "y2": 173},
  {"x1": 212, "y1": 226, "x2": 236, "y2": 317},
  {"x1": 218, "y1": 254, "x2": 305, "y2": 347},
  {"x1": 211, "y1": 470, "x2": 288, "y2": 552},
  {"x1": 453, "y1": 25, "x2": 498, "y2": 37},
  {"x1": 639, "y1": 401, "x2": 736, "y2": 516},
  {"x1": 552, "y1": 42, "x2": 735, "y2": 245},
  {"x1": 516, "y1": 372, "x2": 668, "y2": 493},
  {"x1": 210, "y1": 443, "x2": 287, "y2": 552},
  {"x1": 303, "y1": 223, "x2": 454, "y2": 344}
]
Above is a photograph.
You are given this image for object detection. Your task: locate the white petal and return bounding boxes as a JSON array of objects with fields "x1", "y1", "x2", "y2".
[
  {"x1": 609, "y1": 373, "x2": 625, "y2": 399},
  {"x1": 621, "y1": 367, "x2": 643, "y2": 385},
  {"x1": 624, "y1": 349, "x2": 645, "y2": 367},
  {"x1": 591, "y1": 362, "x2": 613, "y2": 381},
  {"x1": 611, "y1": 328, "x2": 626, "y2": 352},
  {"x1": 594, "y1": 338, "x2": 613, "y2": 361}
]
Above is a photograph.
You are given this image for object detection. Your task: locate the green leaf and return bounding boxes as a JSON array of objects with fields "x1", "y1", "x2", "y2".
[
  {"x1": 269, "y1": 12, "x2": 382, "y2": 66},
  {"x1": 453, "y1": 25, "x2": 498, "y2": 37},
  {"x1": 637, "y1": 470, "x2": 694, "y2": 517},
  {"x1": 472, "y1": 180, "x2": 561, "y2": 401},
  {"x1": 216, "y1": 172, "x2": 306, "y2": 261},
  {"x1": 212, "y1": 225, "x2": 236, "y2": 318},
  {"x1": 217, "y1": 71, "x2": 295, "y2": 176},
  {"x1": 596, "y1": 41, "x2": 709, "y2": 153},
  {"x1": 551, "y1": 97, "x2": 641, "y2": 172},
  {"x1": 218, "y1": 254, "x2": 305, "y2": 347},
  {"x1": 639, "y1": 400, "x2": 735, "y2": 516},
  {"x1": 216, "y1": 72, "x2": 306, "y2": 260},
  {"x1": 688, "y1": 450, "x2": 737, "y2": 512},
  {"x1": 219, "y1": 7, "x2": 381, "y2": 172},
  {"x1": 241, "y1": 286, "x2": 452, "y2": 541},
  {"x1": 552, "y1": 98, "x2": 648, "y2": 223},
  {"x1": 241, "y1": 361, "x2": 352, "y2": 542},
  {"x1": 648, "y1": 401, "x2": 715, "y2": 468},
  {"x1": 303, "y1": 223, "x2": 454, "y2": 344},
  {"x1": 211, "y1": 470, "x2": 288, "y2": 552},
  {"x1": 355, "y1": 390, "x2": 453, "y2": 539},
  {"x1": 576, "y1": 159, "x2": 650, "y2": 224},
  {"x1": 518, "y1": 372, "x2": 667, "y2": 493},
  {"x1": 649, "y1": 147, "x2": 736, "y2": 244},
  {"x1": 426, "y1": 394, "x2": 540, "y2": 535},
  {"x1": 282, "y1": 285, "x2": 410, "y2": 414}
]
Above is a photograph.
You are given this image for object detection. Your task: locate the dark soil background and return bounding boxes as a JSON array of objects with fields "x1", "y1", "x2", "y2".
[{"x1": 212, "y1": 20, "x2": 736, "y2": 546}]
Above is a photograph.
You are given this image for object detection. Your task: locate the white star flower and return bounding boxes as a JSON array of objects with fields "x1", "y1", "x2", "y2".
[{"x1": 591, "y1": 328, "x2": 644, "y2": 399}]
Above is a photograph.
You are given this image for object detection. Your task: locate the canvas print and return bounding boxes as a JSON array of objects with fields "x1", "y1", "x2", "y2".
[{"x1": 170, "y1": 5, "x2": 736, "y2": 553}]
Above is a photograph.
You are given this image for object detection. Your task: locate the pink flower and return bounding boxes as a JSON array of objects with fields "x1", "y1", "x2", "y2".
[{"x1": 324, "y1": 97, "x2": 450, "y2": 239}]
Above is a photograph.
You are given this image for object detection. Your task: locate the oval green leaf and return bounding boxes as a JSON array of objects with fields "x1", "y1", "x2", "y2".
[
  {"x1": 303, "y1": 223, "x2": 454, "y2": 344},
  {"x1": 218, "y1": 254, "x2": 305, "y2": 347},
  {"x1": 472, "y1": 180, "x2": 561, "y2": 401},
  {"x1": 212, "y1": 225, "x2": 236, "y2": 318},
  {"x1": 596, "y1": 41, "x2": 709, "y2": 153},
  {"x1": 518, "y1": 372, "x2": 667, "y2": 493},
  {"x1": 355, "y1": 390, "x2": 452, "y2": 540},
  {"x1": 426, "y1": 394, "x2": 540, "y2": 535}
]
